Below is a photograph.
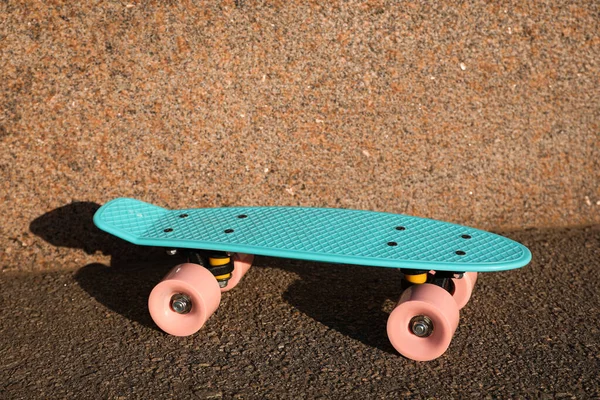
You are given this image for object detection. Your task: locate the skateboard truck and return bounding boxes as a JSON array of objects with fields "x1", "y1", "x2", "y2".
[
  {"x1": 401, "y1": 269, "x2": 466, "y2": 295},
  {"x1": 188, "y1": 250, "x2": 235, "y2": 288}
]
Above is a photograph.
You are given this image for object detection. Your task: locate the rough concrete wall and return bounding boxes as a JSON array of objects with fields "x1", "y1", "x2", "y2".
[{"x1": 1, "y1": 1, "x2": 598, "y2": 271}]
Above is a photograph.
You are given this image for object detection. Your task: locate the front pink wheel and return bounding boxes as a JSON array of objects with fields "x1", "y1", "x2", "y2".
[
  {"x1": 220, "y1": 253, "x2": 254, "y2": 293},
  {"x1": 148, "y1": 263, "x2": 221, "y2": 336},
  {"x1": 387, "y1": 284, "x2": 460, "y2": 361}
]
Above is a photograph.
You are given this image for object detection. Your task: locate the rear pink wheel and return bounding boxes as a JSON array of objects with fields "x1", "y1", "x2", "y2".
[
  {"x1": 387, "y1": 283, "x2": 460, "y2": 361},
  {"x1": 148, "y1": 263, "x2": 221, "y2": 336},
  {"x1": 220, "y1": 253, "x2": 254, "y2": 293},
  {"x1": 427, "y1": 271, "x2": 478, "y2": 309},
  {"x1": 450, "y1": 272, "x2": 478, "y2": 309},
  {"x1": 466, "y1": 271, "x2": 478, "y2": 287}
]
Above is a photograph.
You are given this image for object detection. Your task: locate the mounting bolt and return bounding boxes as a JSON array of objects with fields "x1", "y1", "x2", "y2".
[
  {"x1": 217, "y1": 280, "x2": 229, "y2": 288},
  {"x1": 170, "y1": 293, "x2": 192, "y2": 314},
  {"x1": 409, "y1": 315, "x2": 434, "y2": 337}
]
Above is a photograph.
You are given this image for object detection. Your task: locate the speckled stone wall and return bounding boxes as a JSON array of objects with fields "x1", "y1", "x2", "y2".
[{"x1": 2, "y1": 1, "x2": 599, "y2": 271}]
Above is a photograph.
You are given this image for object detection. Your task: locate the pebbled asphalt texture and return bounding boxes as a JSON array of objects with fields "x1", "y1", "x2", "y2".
[{"x1": 1, "y1": 226, "x2": 599, "y2": 399}]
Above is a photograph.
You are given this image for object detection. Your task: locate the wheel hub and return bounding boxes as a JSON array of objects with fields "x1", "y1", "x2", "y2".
[
  {"x1": 170, "y1": 293, "x2": 192, "y2": 314},
  {"x1": 409, "y1": 315, "x2": 434, "y2": 337}
]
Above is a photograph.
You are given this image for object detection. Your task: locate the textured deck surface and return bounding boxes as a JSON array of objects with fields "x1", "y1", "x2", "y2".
[{"x1": 94, "y1": 198, "x2": 531, "y2": 271}]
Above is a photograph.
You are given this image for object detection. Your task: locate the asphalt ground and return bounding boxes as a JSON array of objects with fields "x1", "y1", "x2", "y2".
[{"x1": 1, "y1": 226, "x2": 598, "y2": 399}]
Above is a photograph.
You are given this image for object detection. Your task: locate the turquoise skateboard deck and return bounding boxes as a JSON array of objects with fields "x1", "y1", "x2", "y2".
[
  {"x1": 93, "y1": 197, "x2": 532, "y2": 361},
  {"x1": 94, "y1": 198, "x2": 531, "y2": 272}
]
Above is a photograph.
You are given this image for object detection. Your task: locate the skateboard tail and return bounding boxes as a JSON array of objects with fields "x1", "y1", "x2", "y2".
[{"x1": 94, "y1": 198, "x2": 169, "y2": 244}]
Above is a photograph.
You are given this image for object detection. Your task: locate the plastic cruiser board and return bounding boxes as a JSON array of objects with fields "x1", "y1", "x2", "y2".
[{"x1": 94, "y1": 198, "x2": 531, "y2": 361}]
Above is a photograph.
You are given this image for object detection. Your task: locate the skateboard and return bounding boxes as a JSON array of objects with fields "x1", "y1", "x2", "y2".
[{"x1": 94, "y1": 197, "x2": 531, "y2": 361}]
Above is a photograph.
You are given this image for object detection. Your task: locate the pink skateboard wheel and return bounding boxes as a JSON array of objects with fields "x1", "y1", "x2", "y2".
[
  {"x1": 148, "y1": 263, "x2": 221, "y2": 336},
  {"x1": 220, "y1": 253, "x2": 254, "y2": 293},
  {"x1": 427, "y1": 270, "x2": 478, "y2": 309},
  {"x1": 466, "y1": 271, "x2": 478, "y2": 288},
  {"x1": 451, "y1": 272, "x2": 477, "y2": 309},
  {"x1": 387, "y1": 283, "x2": 460, "y2": 361}
]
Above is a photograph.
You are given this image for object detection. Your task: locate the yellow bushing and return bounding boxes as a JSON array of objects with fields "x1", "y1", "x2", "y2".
[
  {"x1": 209, "y1": 256, "x2": 231, "y2": 267},
  {"x1": 404, "y1": 273, "x2": 427, "y2": 284}
]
